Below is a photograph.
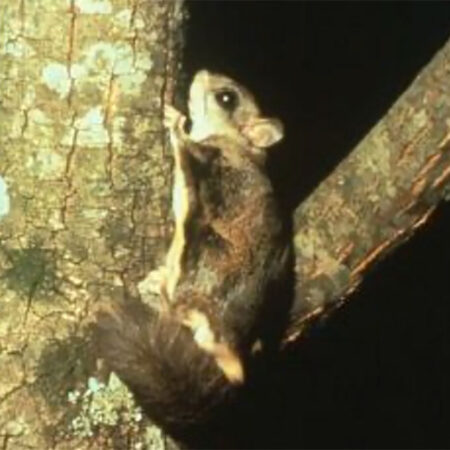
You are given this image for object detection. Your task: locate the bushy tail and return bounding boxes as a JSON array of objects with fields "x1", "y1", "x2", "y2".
[{"x1": 93, "y1": 298, "x2": 237, "y2": 444}]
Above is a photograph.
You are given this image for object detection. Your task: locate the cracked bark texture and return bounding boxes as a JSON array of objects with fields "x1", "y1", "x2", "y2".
[
  {"x1": 288, "y1": 37, "x2": 450, "y2": 343},
  {"x1": 0, "y1": 1, "x2": 183, "y2": 449}
]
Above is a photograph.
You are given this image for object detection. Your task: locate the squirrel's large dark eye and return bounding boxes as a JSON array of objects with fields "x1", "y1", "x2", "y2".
[{"x1": 214, "y1": 89, "x2": 239, "y2": 112}]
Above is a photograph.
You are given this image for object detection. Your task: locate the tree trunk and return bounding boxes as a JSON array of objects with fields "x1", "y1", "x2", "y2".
[{"x1": 0, "y1": 1, "x2": 183, "y2": 448}]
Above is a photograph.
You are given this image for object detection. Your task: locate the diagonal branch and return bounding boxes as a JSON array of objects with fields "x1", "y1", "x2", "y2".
[{"x1": 287, "y1": 36, "x2": 450, "y2": 343}]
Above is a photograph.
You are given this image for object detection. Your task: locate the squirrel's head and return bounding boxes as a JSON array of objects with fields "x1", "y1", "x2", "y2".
[{"x1": 188, "y1": 70, "x2": 284, "y2": 150}]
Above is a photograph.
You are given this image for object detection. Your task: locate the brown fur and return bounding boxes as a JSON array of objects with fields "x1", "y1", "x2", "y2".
[
  {"x1": 94, "y1": 72, "x2": 293, "y2": 446},
  {"x1": 171, "y1": 135, "x2": 289, "y2": 352},
  {"x1": 94, "y1": 298, "x2": 238, "y2": 438}
]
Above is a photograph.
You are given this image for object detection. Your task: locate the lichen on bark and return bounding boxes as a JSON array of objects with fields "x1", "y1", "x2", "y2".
[
  {"x1": 0, "y1": 1, "x2": 184, "y2": 448},
  {"x1": 288, "y1": 37, "x2": 450, "y2": 342}
]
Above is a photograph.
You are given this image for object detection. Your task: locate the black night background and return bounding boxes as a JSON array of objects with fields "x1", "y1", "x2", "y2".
[{"x1": 183, "y1": 2, "x2": 450, "y2": 448}]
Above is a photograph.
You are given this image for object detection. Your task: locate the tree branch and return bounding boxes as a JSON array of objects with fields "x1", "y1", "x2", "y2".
[{"x1": 287, "y1": 37, "x2": 450, "y2": 343}]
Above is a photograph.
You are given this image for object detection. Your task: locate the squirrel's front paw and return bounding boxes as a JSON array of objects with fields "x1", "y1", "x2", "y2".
[
  {"x1": 137, "y1": 266, "x2": 169, "y2": 310},
  {"x1": 164, "y1": 104, "x2": 185, "y2": 130}
]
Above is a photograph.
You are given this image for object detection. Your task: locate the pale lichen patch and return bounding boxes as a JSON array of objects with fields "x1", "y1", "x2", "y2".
[
  {"x1": 25, "y1": 149, "x2": 66, "y2": 179},
  {"x1": 83, "y1": 42, "x2": 130, "y2": 75},
  {"x1": 62, "y1": 106, "x2": 109, "y2": 148},
  {"x1": 82, "y1": 41, "x2": 153, "y2": 77},
  {"x1": 0, "y1": 175, "x2": 11, "y2": 218},
  {"x1": 294, "y1": 227, "x2": 321, "y2": 260},
  {"x1": 4, "y1": 38, "x2": 36, "y2": 58},
  {"x1": 4, "y1": 417, "x2": 27, "y2": 438},
  {"x1": 412, "y1": 109, "x2": 429, "y2": 130},
  {"x1": 111, "y1": 116, "x2": 126, "y2": 144},
  {"x1": 114, "y1": 9, "x2": 145, "y2": 30},
  {"x1": 118, "y1": 71, "x2": 148, "y2": 97},
  {"x1": 41, "y1": 43, "x2": 152, "y2": 111},
  {"x1": 41, "y1": 63, "x2": 72, "y2": 99},
  {"x1": 66, "y1": 373, "x2": 164, "y2": 446},
  {"x1": 40, "y1": 62, "x2": 86, "y2": 99},
  {"x1": 28, "y1": 108, "x2": 53, "y2": 126},
  {"x1": 71, "y1": 0, "x2": 112, "y2": 15}
]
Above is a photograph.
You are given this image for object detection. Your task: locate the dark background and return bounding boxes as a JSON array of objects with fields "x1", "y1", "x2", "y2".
[{"x1": 183, "y1": 2, "x2": 450, "y2": 448}]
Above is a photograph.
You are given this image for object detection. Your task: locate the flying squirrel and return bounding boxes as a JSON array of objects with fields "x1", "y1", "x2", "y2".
[{"x1": 94, "y1": 70, "x2": 292, "y2": 444}]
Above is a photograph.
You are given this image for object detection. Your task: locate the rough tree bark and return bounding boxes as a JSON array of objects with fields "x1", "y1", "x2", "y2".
[
  {"x1": 0, "y1": 1, "x2": 183, "y2": 448},
  {"x1": 0, "y1": 1, "x2": 449, "y2": 448},
  {"x1": 288, "y1": 37, "x2": 450, "y2": 343}
]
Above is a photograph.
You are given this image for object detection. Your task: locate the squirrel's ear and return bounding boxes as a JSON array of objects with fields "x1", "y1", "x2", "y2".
[{"x1": 242, "y1": 117, "x2": 284, "y2": 148}]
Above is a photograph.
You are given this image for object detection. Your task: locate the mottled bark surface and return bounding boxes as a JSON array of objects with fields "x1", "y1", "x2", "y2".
[
  {"x1": 288, "y1": 37, "x2": 450, "y2": 343},
  {"x1": 0, "y1": 1, "x2": 183, "y2": 448}
]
